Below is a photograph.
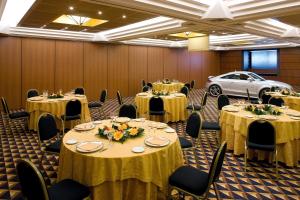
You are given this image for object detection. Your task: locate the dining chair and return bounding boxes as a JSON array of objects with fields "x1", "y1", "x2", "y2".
[
  {"x1": 27, "y1": 89, "x2": 39, "y2": 98},
  {"x1": 74, "y1": 87, "x2": 85, "y2": 95},
  {"x1": 217, "y1": 94, "x2": 230, "y2": 111},
  {"x1": 187, "y1": 92, "x2": 208, "y2": 115},
  {"x1": 245, "y1": 120, "x2": 278, "y2": 177},
  {"x1": 168, "y1": 142, "x2": 227, "y2": 200},
  {"x1": 190, "y1": 80, "x2": 195, "y2": 90},
  {"x1": 184, "y1": 83, "x2": 191, "y2": 90},
  {"x1": 270, "y1": 86, "x2": 280, "y2": 92},
  {"x1": 88, "y1": 89, "x2": 107, "y2": 118},
  {"x1": 1, "y1": 97, "x2": 30, "y2": 132},
  {"x1": 148, "y1": 96, "x2": 166, "y2": 122},
  {"x1": 118, "y1": 104, "x2": 137, "y2": 119},
  {"x1": 180, "y1": 86, "x2": 189, "y2": 97},
  {"x1": 262, "y1": 93, "x2": 271, "y2": 104},
  {"x1": 146, "y1": 82, "x2": 153, "y2": 88},
  {"x1": 37, "y1": 113, "x2": 61, "y2": 160},
  {"x1": 61, "y1": 99, "x2": 81, "y2": 135},
  {"x1": 142, "y1": 85, "x2": 150, "y2": 92},
  {"x1": 246, "y1": 89, "x2": 259, "y2": 104},
  {"x1": 116, "y1": 90, "x2": 124, "y2": 105},
  {"x1": 142, "y1": 80, "x2": 146, "y2": 87},
  {"x1": 16, "y1": 159, "x2": 90, "y2": 200},
  {"x1": 268, "y1": 97, "x2": 284, "y2": 107}
]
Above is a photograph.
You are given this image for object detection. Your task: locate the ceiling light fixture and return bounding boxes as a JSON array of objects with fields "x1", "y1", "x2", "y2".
[
  {"x1": 122, "y1": 15, "x2": 126, "y2": 19},
  {"x1": 98, "y1": 11, "x2": 102, "y2": 15},
  {"x1": 188, "y1": 35, "x2": 209, "y2": 51},
  {"x1": 184, "y1": 31, "x2": 191, "y2": 37},
  {"x1": 53, "y1": 14, "x2": 107, "y2": 27},
  {"x1": 202, "y1": 0, "x2": 233, "y2": 21},
  {"x1": 69, "y1": 6, "x2": 74, "y2": 10}
]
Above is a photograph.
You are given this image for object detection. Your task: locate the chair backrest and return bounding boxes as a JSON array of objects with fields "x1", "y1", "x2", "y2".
[
  {"x1": 205, "y1": 142, "x2": 227, "y2": 198},
  {"x1": 142, "y1": 85, "x2": 150, "y2": 92},
  {"x1": 75, "y1": 87, "x2": 85, "y2": 95},
  {"x1": 217, "y1": 94, "x2": 230, "y2": 110},
  {"x1": 247, "y1": 120, "x2": 275, "y2": 147},
  {"x1": 180, "y1": 86, "x2": 189, "y2": 97},
  {"x1": 117, "y1": 91, "x2": 123, "y2": 105},
  {"x1": 142, "y1": 80, "x2": 146, "y2": 87},
  {"x1": 262, "y1": 93, "x2": 271, "y2": 104},
  {"x1": 149, "y1": 96, "x2": 164, "y2": 112},
  {"x1": 16, "y1": 159, "x2": 49, "y2": 200},
  {"x1": 0, "y1": 97, "x2": 9, "y2": 114},
  {"x1": 186, "y1": 112, "x2": 201, "y2": 138},
  {"x1": 99, "y1": 89, "x2": 107, "y2": 103},
  {"x1": 38, "y1": 113, "x2": 58, "y2": 141},
  {"x1": 65, "y1": 99, "x2": 81, "y2": 116},
  {"x1": 147, "y1": 82, "x2": 153, "y2": 88},
  {"x1": 184, "y1": 83, "x2": 191, "y2": 90},
  {"x1": 270, "y1": 86, "x2": 280, "y2": 92},
  {"x1": 190, "y1": 80, "x2": 195, "y2": 89},
  {"x1": 119, "y1": 104, "x2": 137, "y2": 119},
  {"x1": 27, "y1": 89, "x2": 39, "y2": 98},
  {"x1": 268, "y1": 97, "x2": 284, "y2": 107},
  {"x1": 201, "y1": 92, "x2": 208, "y2": 107}
]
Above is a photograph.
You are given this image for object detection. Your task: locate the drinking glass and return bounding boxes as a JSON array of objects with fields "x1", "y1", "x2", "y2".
[
  {"x1": 107, "y1": 132, "x2": 113, "y2": 147},
  {"x1": 258, "y1": 99, "x2": 262, "y2": 104}
]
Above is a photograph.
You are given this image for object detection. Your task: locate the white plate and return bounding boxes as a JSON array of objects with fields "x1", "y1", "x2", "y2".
[
  {"x1": 137, "y1": 93, "x2": 148, "y2": 96},
  {"x1": 28, "y1": 96, "x2": 44, "y2": 101},
  {"x1": 164, "y1": 128, "x2": 175, "y2": 133},
  {"x1": 149, "y1": 122, "x2": 167, "y2": 129},
  {"x1": 66, "y1": 139, "x2": 77, "y2": 145},
  {"x1": 290, "y1": 116, "x2": 300, "y2": 120},
  {"x1": 115, "y1": 117, "x2": 131, "y2": 123},
  {"x1": 93, "y1": 120, "x2": 103, "y2": 125},
  {"x1": 244, "y1": 115, "x2": 254, "y2": 119},
  {"x1": 258, "y1": 115, "x2": 278, "y2": 120},
  {"x1": 174, "y1": 93, "x2": 185, "y2": 97},
  {"x1": 132, "y1": 146, "x2": 145, "y2": 153},
  {"x1": 74, "y1": 123, "x2": 95, "y2": 131},
  {"x1": 75, "y1": 94, "x2": 85, "y2": 97},
  {"x1": 133, "y1": 118, "x2": 145, "y2": 122},
  {"x1": 286, "y1": 111, "x2": 300, "y2": 117},
  {"x1": 145, "y1": 136, "x2": 170, "y2": 147},
  {"x1": 76, "y1": 141, "x2": 103, "y2": 153}
]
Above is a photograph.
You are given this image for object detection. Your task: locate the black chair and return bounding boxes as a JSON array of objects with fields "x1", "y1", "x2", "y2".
[
  {"x1": 142, "y1": 85, "x2": 150, "y2": 92},
  {"x1": 16, "y1": 159, "x2": 90, "y2": 200},
  {"x1": 168, "y1": 142, "x2": 227, "y2": 199},
  {"x1": 271, "y1": 86, "x2": 280, "y2": 92},
  {"x1": 245, "y1": 120, "x2": 277, "y2": 176},
  {"x1": 148, "y1": 96, "x2": 166, "y2": 121},
  {"x1": 74, "y1": 87, "x2": 85, "y2": 95},
  {"x1": 268, "y1": 97, "x2": 284, "y2": 107},
  {"x1": 184, "y1": 83, "x2": 191, "y2": 90},
  {"x1": 180, "y1": 86, "x2": 189, "y2": 97},
  {"x1": 117, "y1": 91, "x2": 123, "y2": 105},
  {"x1": 119, "y1": 104, "x2": 137, "y2": 119},
  {"x1": 61, "y1": 99, "x2": 81, "y2": 134},
  {"x1": 142, "y1": 80, "x2": 146, "y2": 87},
  {"x1": 146, "y1": 82, "x2": 153, "y2": 88},
  {"x1": 27, "y1": 89, "x2": 39, "y2": 98},
  {"x1": 1, "y1": 97, "x2": 29, "y2": 132},
  {"x1": 187, "y1": 92, "x2": 208, "y2": 115},
  {"x1": 88, "y1": 89, "x2": 107, "y2": 118},
  {"x1": 217, "y1": 94, "x2": 230, "y2": 111},
  {"x1": 190, "y1": 80, "x2": 195, "y2": 90},
  {"x1": 262, "y1": 93, "x2": 271, "y2": 104},
  {"x1": 246, "y1": 89, "x2": 259, "y2": 104},
  {"x1": 38, "y1": 113, "x2": 61, "y2": 159}
]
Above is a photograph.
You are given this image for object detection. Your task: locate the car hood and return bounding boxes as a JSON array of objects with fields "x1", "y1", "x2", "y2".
[{"x1": 264, "y1": 80, "x2": 292, "y2": 89}]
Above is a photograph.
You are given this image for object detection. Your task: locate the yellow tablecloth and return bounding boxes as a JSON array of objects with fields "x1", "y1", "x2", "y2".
[
  {"x1": 152, "y1": 82, "x2": 184, "y2": 92},
  {"x1": 268, "y1": 92, "x2": 300, "y2": 112},
  {"x1": 135, "y1": 93, "x2": 187, "y2": 122},
  {"x1": 58, "y1": 120, "x2": 184, "y2": 200},
  {"x1": 220, "y1": 105, "x2": 300, "y2": 166},
  {"x1": 26, "y1": 95, "x2": 91, "y2": 131}
]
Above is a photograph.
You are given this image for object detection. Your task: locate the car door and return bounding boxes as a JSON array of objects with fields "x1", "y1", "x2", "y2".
[
  {"x1": 229, "y1": 73, "x2": 251, "y2": 97},
  {"x1": 217, "y1": 74, "x2": 240, "y2": 95}
]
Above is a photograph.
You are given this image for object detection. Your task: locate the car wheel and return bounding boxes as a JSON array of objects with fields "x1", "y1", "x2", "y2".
[
  {"x1": 209, "y1": 85, "x2": 222, "y2": 97},
  {"x1": 259, "y1": 88, "x2": 270, "y2": 98}
]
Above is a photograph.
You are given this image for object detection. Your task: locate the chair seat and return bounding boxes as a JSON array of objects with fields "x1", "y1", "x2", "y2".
[
  {"x1": 88, "y1": 101, "x2": 102, "y2": 108},
  {"x1": 179, "y1": 137, "x2": 193, "y2": 148},
  {"x1": 248, "y1": 142, "x2": 275, "y2": 151},
  {"x1": 61, "y1": 115, "x2": 80, "y2": 121},
  {"x1": 48, "y1": 179, "x2": 90, "y2": 200},
  {"x1": 9, "y1": 111, "x2": 29, "y2": 119},
  {"x1": 149, "y1": 110, "x2": 165, "y2": 115},
  {"x1": 169, "y1": 165, "x2": 209, "y2": 196},
  {"x1": 45, "y1": 140, "x2": 61, "y2": 153},
  {"x1": 202, "y1": 121, "x2": 221, "y2": 130},
  {"x1": 186, "y1": 104, "x2": 202, "y2": 110}
]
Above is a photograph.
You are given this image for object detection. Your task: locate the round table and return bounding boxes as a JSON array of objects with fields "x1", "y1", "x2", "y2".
[
  {"x1": 267, "y1": 91, "x2": 300, "y2": 112},
  {"x1": 26, "y1": 94, "x2": 91, "y2": 131},
  {"x1": 220, "y1": 105, "x2": 300, "y2": 167},
  {"x1": 135, "y1": 92, "x2": 187, "y2": 122},
  {"x1": 57, "y1": 119, "x2": 184, "y2": 200},
  {"x1": 152, "y1": 82, "x2": 184, "y2": 92}
]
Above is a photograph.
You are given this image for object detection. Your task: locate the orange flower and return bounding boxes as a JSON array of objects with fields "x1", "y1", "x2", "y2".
[
  {"x1": 113, "y1": 131, "x2": 123, "y2": 141},
  {"x1": 118, "y1": 123, "x2": 128, "y2": 131},
  {"x1": 129, "y1": 128, "x2": 138, "y2": 136}
]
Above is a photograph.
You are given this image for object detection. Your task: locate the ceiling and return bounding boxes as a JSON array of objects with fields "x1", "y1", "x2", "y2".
[{"x1": 0, "y1": 0, "x2": 300, "y2": 50}]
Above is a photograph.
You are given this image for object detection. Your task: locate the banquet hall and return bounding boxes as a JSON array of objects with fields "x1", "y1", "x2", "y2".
[{"x1": 0, "y1": 0, "x2": 299, "y2": 199}]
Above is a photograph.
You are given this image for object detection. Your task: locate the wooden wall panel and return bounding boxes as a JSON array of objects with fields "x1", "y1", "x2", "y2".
[
  {"x1": 177, "y1": 49, "x2": 190, "y2": 83},
  {"x1": 163, "y1": 48, "x2": 178, "y2": 79},
  {"x1": 21, "y1": 38, "x2": 55, "y2": 106},
  {"x1": 190, "y1": 52, "x2": 203, "y2": 88},
  {"x1": 220, "y1": 50, "x2": 242, "y2": 73},
  {"x1": 83, "y1": 43, "x2": 108, "y2": 101},
  {"x1": 128, "y1": 46, "x2": 148, "y2": 95},
  {"x1": 147, "y1": 47, "x2": 164, "y2": 82},
  {"x1": 107, "y1": 45, "x2": 129, "y2": 98},
  {"x1": 55, "y1": 41, "x2": 84, "y2": 92},
  {"x1": 0, "y1": 37, "x2": 22, "y2": 109}
]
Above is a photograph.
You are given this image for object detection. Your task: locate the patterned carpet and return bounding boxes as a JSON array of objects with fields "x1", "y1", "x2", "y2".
[{"x1": 0, "y1": 89, "x2": 299, "y2": 200}]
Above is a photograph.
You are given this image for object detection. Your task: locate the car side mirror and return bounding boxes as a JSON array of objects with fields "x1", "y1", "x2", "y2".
[{"x1": 247, "y1": 77, "x2": 254, "y2": 82}]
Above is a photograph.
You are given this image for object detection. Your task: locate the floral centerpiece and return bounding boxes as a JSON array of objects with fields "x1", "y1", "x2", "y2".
[
  {"x1": 98, "y1": 123, "x2": 144, "y2": 143},
  {"x1": 48, "y1": 93, "x2": 64, "y2": 99},
  {"x1": 162, "y1": 79, "x2": 171, "y2": 84},
  {"x1": 281, "y1": 88, "x2": 291, "y2": 95},
  {"x1": 245, "y1": 104, "x2": 282, "y2": 115},
  {"x1": 152, "y1": 90, "x2": 169, "y2": 96}
]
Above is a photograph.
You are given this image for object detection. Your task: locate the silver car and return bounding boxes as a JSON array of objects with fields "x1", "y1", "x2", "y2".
[{"x1": 206, "y1": 71, "x2": 292, "y2": 98}]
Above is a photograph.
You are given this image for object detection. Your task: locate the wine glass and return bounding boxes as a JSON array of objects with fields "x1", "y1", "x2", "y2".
[{"x1": 107, "y1": 132, "x2": 113, "y2": 147}]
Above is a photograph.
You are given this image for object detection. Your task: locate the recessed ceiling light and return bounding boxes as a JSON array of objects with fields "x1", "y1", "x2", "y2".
[
  {"x1": 212, "y1": 31, "x2": 216, "y2": 33},
  {"x1": 69, "y1": 6, "x2": 74, "y2": 10},
  {"x1": 40, "y1": 24, "x2": 46, "y2": 28},
  {"x1": 82, "y1": 28, "x2": 88, "y2": 31},
  {"x1": 98, "y1": 11, "x2": 102, "y2": 15},
  {"x1": 64, "y1": 27, "x2": 68, "y2": 30},
  {"x1": 122, "y1": 15, "x2": 126, "y2": 19}
]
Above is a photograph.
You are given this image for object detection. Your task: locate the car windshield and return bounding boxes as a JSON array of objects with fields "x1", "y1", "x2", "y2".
[{"x1": 247, "y1": 73, "x2": 265, "y2": 81}]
